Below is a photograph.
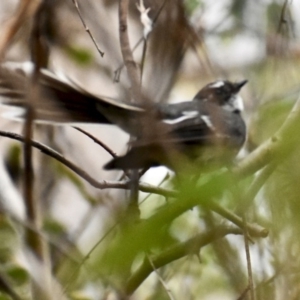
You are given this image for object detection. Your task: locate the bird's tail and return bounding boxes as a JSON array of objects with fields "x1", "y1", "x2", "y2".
[{"x1": 0, "y1": 61, "x2": 143, "y2": 129}]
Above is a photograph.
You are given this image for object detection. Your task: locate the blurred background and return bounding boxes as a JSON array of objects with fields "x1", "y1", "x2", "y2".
[{"x1": 0, "y1": 0, "x2": 300, "y2": 299}]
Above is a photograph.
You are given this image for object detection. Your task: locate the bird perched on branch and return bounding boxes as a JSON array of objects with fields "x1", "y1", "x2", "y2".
[{"x1": 0, "y1": 62, "x2": 247, "y2": 170}]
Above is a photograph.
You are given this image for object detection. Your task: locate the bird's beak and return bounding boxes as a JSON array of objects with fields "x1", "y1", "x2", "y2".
[{"x1": 234, "y1": 80, "x2": 248, "y2": 92}]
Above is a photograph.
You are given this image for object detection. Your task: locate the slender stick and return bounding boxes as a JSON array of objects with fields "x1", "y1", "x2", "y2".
[
  {"x1": 71, "y1": 0, "x2": 104, "y2": 57},
  {"x1": 243, "y1": 217, "x2": 255, "y2": 300},
  {"x1": 118, "y1": 0, "x2": 141, "y2": 103},
  {"x1": 73, "y1": 126, "x2": 117, "y2": 158},
  {"x1": 0, "y1": 0, "x2": 41, "y2": 60}
]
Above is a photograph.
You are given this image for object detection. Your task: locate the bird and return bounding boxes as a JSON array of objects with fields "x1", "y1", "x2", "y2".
[{"x1": 0, "y1": 62, "x2": 247, "y2": 170}]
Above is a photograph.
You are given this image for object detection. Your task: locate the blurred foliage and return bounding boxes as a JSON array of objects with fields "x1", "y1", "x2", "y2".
[
  {"x1": 0, "y1": 217, "x2": 19, "y2": 264},
  {"x1": 65, "y1": 46, "x2": 94, "y2": 66},
  {"x1": 4, "y1": 144, "x2": 22, "y2": 184},
  {"x1": 184, "y1": 0, "x2": 202, "y2": 15},
  {"x1": 5, "y1": 265, "x2": 29, "y2": 287},
  {"x1": 0, "y1": 0, "x2": 300, "y2": 299}
]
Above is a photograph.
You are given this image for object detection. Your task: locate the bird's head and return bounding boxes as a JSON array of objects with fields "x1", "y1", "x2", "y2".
[{"x1": 193, "y1": 80, "x2": 248, "y2": 113}]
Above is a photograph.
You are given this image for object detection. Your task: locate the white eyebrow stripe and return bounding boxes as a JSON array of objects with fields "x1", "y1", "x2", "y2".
[
  {"x1": 209, "y1": 81, "x2": 225, "y2": 88},
  {"x1": 201, "y1": 115, "x2": 215, "y2": 130},
  {"x1": 163, "y1": 111, "x2": 199, "y2": 125}
]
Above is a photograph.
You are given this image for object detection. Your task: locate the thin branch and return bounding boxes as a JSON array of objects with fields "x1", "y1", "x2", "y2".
[
  {"x1": 73, "y1": 126, "x2": 117, "y2": 157},
  {"x1": 208, "y1": 201, "x2": 268, "y2": 238},
  {"x1": 128, "y1": 170, "x2": 141, "y2": 219},
  {"x1": 114, "y1": 0, "x2": 167, "y2": 81},
  {"x1": 0, "y1": 130, "x2": 175, "y2": 197},
  {"x1": 25, "y1": 3, "x2": 54, "y2": 298},
  {"x1": 237, "y1": 286, "x2": 251, "y2": 300},
  {"x1": 23, "y1": 99, "x2": 38, "y2": 253},
  {"x1": 125, "y1": 226, "x2": 243, "y2": 295},
  {"x1": 139, "y1": 171, "x2": 170, "y2": 205},
  {"x1": 140, "y1": 39, "x2": 147, "y2": 84},
  {"x1": 243, "y1": 217, "x2": 255, "y2": 300},
  {"x1": 118, "y1": 0, "x2": 141, "y2": 102},
  {"x1": 24, "y1": 0, "x2": 45, "y2": 261},
  {"x1": 236, "y1": 163, "x2": 277, "y2": 214},
  {"x1": 71, "y1": 0, "x2": 104, "y2": 57},
  {"x1": 277, "y1": 0, "x2": 289, "y2": 34},
  {"x1": 0, "y1": 0, "x2": 41, "y2": 60},
  {"x1": 73, "y1": 127, "x2": 135, "y2": 181},
  {"x1": 147, "y1": 255, "x2": 175, "y2": 300}
]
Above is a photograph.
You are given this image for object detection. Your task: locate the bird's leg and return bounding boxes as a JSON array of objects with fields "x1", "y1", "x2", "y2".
[{"x1": 128, "y1": 169, "x2": 140, "y2": 221}]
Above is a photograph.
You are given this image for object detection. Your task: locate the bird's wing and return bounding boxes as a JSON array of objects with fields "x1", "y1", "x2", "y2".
[
  {"x1": 168, "y1": 109, "x2": 246, "y2": 150},
  {"x1": 158, "y1": 101, "x2": 229, "y2": 144}
]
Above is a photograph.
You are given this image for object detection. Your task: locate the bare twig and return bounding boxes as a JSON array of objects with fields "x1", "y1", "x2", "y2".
[
  {"x1": 277, "y1": 0, "x2": 290, "y2": 34},
  {"x1": 71, "y1": 0, "x2": 104, "y2": 57},
  {"x1": 23, "y1": 93, "x2": 42, "y2": 257},
  {"x1": 114, "y1": 0, "x2": 167, "y2": 81},
  {"x1": 73, "y1": 127, "x2": 135, "y2": 181},
  {"x1": 140, "y1": 38, "x2": 148, "y2": 84},
  {"x1": 24, "y1": 0, "x2": 46, "y2": 262},
  {"x1": 237, "y1": 286, "x2": 251, "y2": 300},
  {"x1": 243, "y1": 217, "x2": 255, "y2": 300},
  {"x1": 118, "y1": 0, "x2": 141, "y2": 102},
  {"x1": 147, "y1": 255, "x2": 175, "y2": 300},
  {"x1": 128, "y1": 170, "x2": 141, "y2": 219},
  {"x1": 73, "y1": 126, "x2": 117, "y2": 157},
  {"x1": 0, "y1": 0, "x2": 42, "y2": 60},
  {"x1": 25, "y1": 3, "x2": 55, "y2": 299},
  {"x1": 118, "y1": 0, "x2": 150, "y2": 216}
]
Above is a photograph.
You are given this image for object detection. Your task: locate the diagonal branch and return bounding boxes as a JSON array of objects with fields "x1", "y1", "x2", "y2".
[
  {"x1": 71, "y1": 0, "x2": 104, "y2": 57},
  {"x1": 125, "y1": 226, "x2": 243, "y2": 295},
  {"x1": 73, "y1": 126, "x2": 117, "y2": 158},
  {"x1": 0, "y1": 130, "x2": 175, "y2": 197},
  {"x1": 0, "y1": 0, "x2": 42, "y2": 60},
  {"x1": 233, "y1": 93, "x2": 300, "y2": 177}
]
